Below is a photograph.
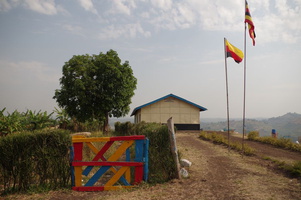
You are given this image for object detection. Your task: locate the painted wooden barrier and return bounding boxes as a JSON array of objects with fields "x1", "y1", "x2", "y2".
[{"x1": 71, "y1": 135, "x2": 149, "y2": 191}]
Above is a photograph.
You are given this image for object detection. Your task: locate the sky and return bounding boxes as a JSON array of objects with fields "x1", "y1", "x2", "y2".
[{"x1": 0, "y1": 0, "x2": 301, "y2": 120}]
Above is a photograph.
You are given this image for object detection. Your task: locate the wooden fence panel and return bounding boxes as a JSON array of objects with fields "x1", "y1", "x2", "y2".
[{"x1": 71, "y1": 135, "x2": 149, "y2": 191}]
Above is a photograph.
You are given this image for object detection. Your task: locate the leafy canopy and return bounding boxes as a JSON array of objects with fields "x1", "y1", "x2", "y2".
[{"x1": 53, "y1": 50, "x2": 137, "y2": 123}]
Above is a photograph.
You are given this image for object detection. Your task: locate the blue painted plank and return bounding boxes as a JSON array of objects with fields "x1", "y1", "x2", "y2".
[
  {"x1": 85, "y1": 165, "x2": 131, "y2": 186},
  {"x1": 83, "y1": 166, "x2": 93, "y2": 176},
  {"x1": 69, "y1": 146, "x2": 75, "y2": 187},
  {"x1": 126, "y1": 148, "x2": 130, "y2": 162},
  {"x1": 134, "y1": 140, "x2": 144, "y2": 162},
  {"x1": 85, "y1": 166, "x2": 110, "y2": 186}
]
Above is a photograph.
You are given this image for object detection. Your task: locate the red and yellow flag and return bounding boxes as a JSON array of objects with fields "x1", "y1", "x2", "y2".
[
  {"x1": 225, "y1": 39, "x2": 244, "y2": 64},
  {"x1": 245, "y1": 0, "x2": 256, "y2": 46}
]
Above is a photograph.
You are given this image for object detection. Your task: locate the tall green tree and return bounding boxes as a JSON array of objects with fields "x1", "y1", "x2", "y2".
[{"x1": 53, "y1": 50, "x2": 137, "y2": 133}]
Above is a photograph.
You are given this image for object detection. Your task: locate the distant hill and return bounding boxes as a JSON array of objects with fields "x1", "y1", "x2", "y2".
[
  {"x1": 109, "y1": 113, "x2": 301, "y2": 142},
  {"x1": 200, "y1": 113, "x2": 301, "y2": 142}
]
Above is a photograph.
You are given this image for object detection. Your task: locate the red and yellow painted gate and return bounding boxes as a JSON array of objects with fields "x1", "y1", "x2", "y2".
[{"x1": 70, "y1": 135, "x2": 149, "y2": 191}]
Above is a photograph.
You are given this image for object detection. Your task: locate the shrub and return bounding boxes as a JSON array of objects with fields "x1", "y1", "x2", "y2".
[
  {"x1": 229, "y1": 142, "x2": 255, "y2": 156},
  {"x1": 211, "y1": 132, "x2": 226, "y2": 144},
  {"x1": 0, "y1": 129, "x2": 71, "y2": 194},
  {"x1": 277, "y1": 138, "x2": 293, "y2": 149},
  {"x1": 199, "y1": 131, "x2": 211, "y2": 141},
  {"x1": 247, "y1": 131, "x2": 259, "y2": 140},
  {"x1": 114, "y1": 121, "x2": 134, "y2": 136},
  {"x1": 288, "y1": 161, "x2": 301, "y2": 177},
  {"x1": 114, "y1": 122, "x2": 177, "y2": 184},
  {"x1": 268, "y1": 159, "x2": 301, "y2": 178},
  {"x1": 199, "y1": 131, "x2": 255, "y2": 156},
  {"x1": 248, "y1": 134, "x2": 301, "y2": 152}
]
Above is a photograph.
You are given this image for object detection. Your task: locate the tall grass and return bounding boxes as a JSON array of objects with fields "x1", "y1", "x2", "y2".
[
  {"x1": 263, "y1": 157, "x2": 301, "y2": 178},
  {"x1": 247, "y1": 131, "x2": 301, "y2": 152},
  {"x1": 199, "y1": 131, "x2": 255, "y2": 156}
]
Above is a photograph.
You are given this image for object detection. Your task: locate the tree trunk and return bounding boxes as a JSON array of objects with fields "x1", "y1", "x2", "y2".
[{"x1": 103, "y1": 112, "x2": 109, "y2": 134}]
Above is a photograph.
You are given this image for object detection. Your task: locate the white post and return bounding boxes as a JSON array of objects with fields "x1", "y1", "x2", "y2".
[{"x1": 167, "y1": 117, "x2": 181, "y2": 179}]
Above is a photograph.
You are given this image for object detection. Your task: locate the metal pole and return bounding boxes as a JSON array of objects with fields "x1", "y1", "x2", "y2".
[
  {"x1": 242, "y1": 2, "x2": 247, "y2": 155},
  {"x1": 224, "y1": 38, "x2": 230, "y2": 152}
]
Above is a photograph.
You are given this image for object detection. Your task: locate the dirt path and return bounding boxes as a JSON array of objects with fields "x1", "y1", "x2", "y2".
[
  {"x1": 174, "y1": 133, "x2": 301, "y2": 200},
  {"x1": 3, "y1": 133, "x2": 301, "y2": 200}
]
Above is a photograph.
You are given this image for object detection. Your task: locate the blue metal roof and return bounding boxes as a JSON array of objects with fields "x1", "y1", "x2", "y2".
[{"x1": 130, "y1": 93, "x2": 207, "y2": 116}]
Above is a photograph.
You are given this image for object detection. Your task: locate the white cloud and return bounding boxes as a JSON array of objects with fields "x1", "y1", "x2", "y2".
[
  {"x1": 0, "y1": 0, "x2": 13, "y2": 11},
  {"x1": 186, "y1": 0, "x2": 243, "y2": 31},
  {"x1": 109, "y1": 0, "x2": 136, "y2": 15},
  {"x1": 77, "y1": 0, "x2": 98, "y2": 14},
  {"x1": 42, "y1": 0, "x2": 301, "y2": 43},
  {"x1": 145, "y1": 0, "x2": 301, "y2": 43},
  {"x1": 255, "y1": 0, "x2": 301, "y2": 44},
  {"x1": 2, "y1": 0, "x2": 300, "y2": 43},
  {"x1": 150, "y1": 0, "x2": 172, "y2": 11},
  {"x1": 148, "y1": 3, "x2": 197, "y2": 31},
  {"x1": 0, "y1": 0, "x2": 65, "y2": 15},
  {"x1": 98, "y1": 23, "x2": 151, "y2": 40},
  {"x1": 24, "y1": 0, "x2": 58, "y2": 15},
  {"x1": 61, "y1": 24, "x2": 85, "y2": 37},
  {"x1": 145, "y1": 0, "x2": 243, "y2": 31}
]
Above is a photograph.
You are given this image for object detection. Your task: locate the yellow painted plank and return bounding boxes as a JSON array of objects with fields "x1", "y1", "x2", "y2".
[
  {"x1": 109, "y1": 167, "x2": 118, "y2": 174},
  {"x1": 85, "y1": 142, "x2": 99, "y2": 154},
  {"x1": 105, "y1": 166, "x2": 129, "y2": 187},
  {"x1": 74, "y1": 166, "x2": 82, "y2": 187},
  {"x1": 125, "y1": 167, "x2": 131, "y2": 183},
  {"x1": 108, "y1": 140, "x2": 134, "y2": 161},
  {"x1": 72, "y1": 137, "x2": 110, "y2": 143},
  {"x1": 85, "y1": 142, "x2": 122, "y2": 175}
]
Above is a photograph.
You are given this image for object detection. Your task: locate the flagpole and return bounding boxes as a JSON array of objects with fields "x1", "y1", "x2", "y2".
[
  {"x1": 224, "y1": 38, "x2": 230, "y2": 152},
  {"x1": 242, "y1": 2, "x2": 247, "y2": 155}
]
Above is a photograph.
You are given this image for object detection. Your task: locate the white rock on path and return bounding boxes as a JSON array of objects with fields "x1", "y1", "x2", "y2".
[
  {"x1": 180, "y1": 159, "x2": 192, "y2": 167},
  {"x1": 180, "y1": 168, "x2": 189, "y2": 178}
]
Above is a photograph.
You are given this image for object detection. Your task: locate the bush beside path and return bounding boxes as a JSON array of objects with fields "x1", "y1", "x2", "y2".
[{"x1": 3, "y1": 132, "x2": 301, "y2": 200}]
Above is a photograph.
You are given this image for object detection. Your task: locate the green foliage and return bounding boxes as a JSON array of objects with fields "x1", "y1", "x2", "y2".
[
  {"x1": 199, "y1": 131, "x2": 227, "y2": 144},
  {"x1": 199, "y1": 131, "x2": 255, "y2": 156},
  {"x1": 114, "y1": 121, "x2": 134, "y2": 136},
  {"x1": 54, "y1": 107, "x2": 103, "y2": 132},
  {"x1": 0, "y1": 129, "x2": 71, "y2": 194},
  {"x1": 0, "y1": 108, "x2": 23, "y2": 135},
  {"x1": 264, "y1": 157, "x2": 301, "y2": 178},
  {"x1": 54, "y1": 107, "x2": 70, "y2": 129},
  {"x1": 248, "y1": 135, "x2": 301, "y2": 152},
  {"x1": 114, "y1": 121, "x2": 177, "y2": 184},
  {"x1": 53, "y1": 50, "x2": 137, "y2": 130},
  {"x1": 287, "y1": 161, "x2": 301, "y2": 177},
  {"x1": 0, "y1": 108, "x2": 55, "y2": 136},
  {"x1": 229, "y1": 142, "x2": 255, "y2": 156},
  {"x1": 247, "y1": 131, "x2": 259, "y2": 140}
]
